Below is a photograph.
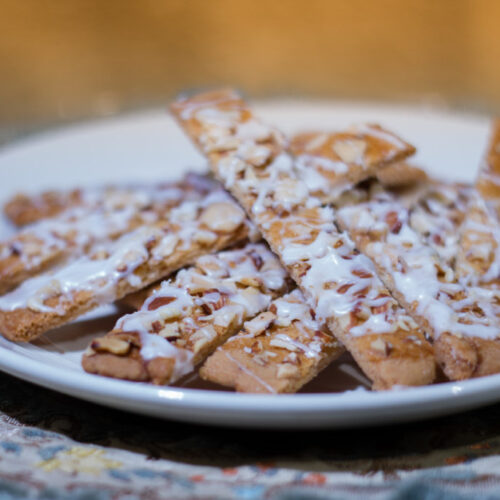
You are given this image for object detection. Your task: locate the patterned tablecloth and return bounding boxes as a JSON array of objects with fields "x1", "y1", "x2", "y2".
[{"x1": 2, "y1": 373, "x2": 500, "y2": 499}]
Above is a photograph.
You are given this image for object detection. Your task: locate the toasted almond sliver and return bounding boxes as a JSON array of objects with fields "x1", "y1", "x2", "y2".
[{"x1": 91, "y1": 337, "x2": 131, "y2": 355}]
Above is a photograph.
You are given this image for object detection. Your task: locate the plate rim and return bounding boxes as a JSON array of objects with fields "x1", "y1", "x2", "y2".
[{"x1": 2, "y1": 338, "x2": 500, "y2": 411}]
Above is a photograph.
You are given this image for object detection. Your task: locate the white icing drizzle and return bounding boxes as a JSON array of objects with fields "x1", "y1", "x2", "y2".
[
  {"x1": 0, "y1": 226, "x2": 162, "y2": 314},
  {"x1": 457, "y1": 190, "x2": 500, "y2": 287},
  {"x1": 456, "y1": 123, "x2": 500, "y2": 287},
  {"x1": 238, "y1": 153, "x2": 314, "y2": 215},
  {"x1": 273, "y1": 290, "x2": 317, "y2": 330},
  {"x1": 290, "y1": 126, "x2": 411, "y2": 202},
  {"x1": 338, "y1": 192, "x2": 499, "y2": 340},
  {"x1": 295, "y1": 154, "x2": 349, "y2": 175},
  {"x1": 0, "y1": 189, "x2": 245, "y2": 315},
  {"x1": 293, "y1": 155, "x2": 353, "y2": 201},
  {"x1": 272, "y1": 332, "x2": 322, "y2": 358},
  {"x1": 350, "y1": 124, "x2": 408, "y2": 152},
  {"x1": 350, "y1": 313, "x2": 394, "y2": 336},
  {"x1": 176, "y1": 89, "x2": 242, "y2": 121},
  {"x1": 80, "y1": 181, "x2": 208, "y2": 212},
  {"x1": 211, "y1": 288, "x2": 341, "y2": 392},
  {"x1": 222, "y1": 351, "x2": 277, "y2": 393},
  {"x1": 179, "y1": 91, "x2": 423, "y2": 344},
  {"x1": 285, "y1": 230, "x2": 396, "y2": 333},
  {"x1": 409, "y1": 183, "x2": 471, "y2": 268},
  {"x1": 0, "y1": 174, "x2": 218, "y2": 279}
]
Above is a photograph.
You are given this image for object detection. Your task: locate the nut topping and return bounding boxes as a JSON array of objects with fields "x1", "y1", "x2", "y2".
[
  {"x1": 370, "y1": 338, "x2": 392, "y2": 356},
  {"x1": 91, "y1": 336, "x2": 131, "y2": 355},
  {"x1": 148, "y1": 296, "x2": 176, "y2": 311},
  {"x1": 277, "y1": 363, "x2": 299, "y2": 379},
  {"x1": 269, "y1": 337, "x2": 298, "y2": 352},
  {"x1": 244, "y1": 311, "x2": 276, "y2": 337},
  {"x1": 199, "y1": 202, "x2": 245, "y2": 233},
  {"x1": 158, "y1": 322, "x2": 180, "y2": 339},
  {"x1": 332, "y1": 139, "x2": 366, "y2": 165}
]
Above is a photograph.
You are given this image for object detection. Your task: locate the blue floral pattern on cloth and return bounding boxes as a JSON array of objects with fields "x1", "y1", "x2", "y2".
[{"x1": 2, "y1": 372, "x2": 500, "y2": 499}]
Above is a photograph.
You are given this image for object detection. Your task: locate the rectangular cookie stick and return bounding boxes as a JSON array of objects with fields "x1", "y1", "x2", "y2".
[
  {"x1": 82, "y1": 243, "x2": 291, "y2": 384},
  {"x1": 200, "y1": 289, "x2": 344, "y2": 393},
  {"x1": 407, "y1": 183, "x2": 500, "y2": 377},
  {"x1": 172, "y1": 89, "x2": 435, "y2": 390},
  {"x1": 476, "y1": 119, "x2": 500, "y2": 204},
  {"x1": 456, "y1": 120, "x2": 500, "y2": 287}
]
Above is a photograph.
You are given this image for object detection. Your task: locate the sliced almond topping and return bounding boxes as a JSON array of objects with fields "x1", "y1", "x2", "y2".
[
  {"x1": 253, "y1": 354, "x2": 268, "y2": 366},
  {"x1": 212, "y1": 306, "x2": 240, "y2": 328},
  {"x1": 238, "y1": 143, "x2": 272, "y2": 166},
  {"x1": 370, "y1": 338, "x2": 392, "y2": 356},
  {"x1": 245, "y1": 311, "x2": 276, "y2": 337},
  {"x1": 195, "y1": 257, "x2": 229, "y2": 278},
  {"x1": 200, "y1": 202, "x2": 245, "y2": 233},
  {"x1": 332, "y1": 139, "x2": 367, "y2": 165},
  {"x1": 158, "y1": 322, "x2": 180, "y2": 339},
  {"x1": 263, "y1": 350, "x2": 277, "y2": 358},
  {"x1": 91, "y1": 336, "x2": 131, "y2": 355},
  {"x1": 277, "y1": 363, "x2": 299, "y2": 379},
  {"x1": 193, "y1": 230, "x2": 217, "y2": 245},
  {"x1": 193, "y1": 336, "x2": 211, "y2": 355},
  {"x1": 187, "y1": 274, "x2": 218, "y2": 294},
  {"x1": 152, "y1": 234, "x2": 179, "y2": 259},
  {"x1": 236, "y1": 276, "x2": 262, "y2": 288},
  {"x1": 194, "y1": 325, "x2": 217, "y2": 341},
  {"x1": 148, "y1": 296, "x2": 176, "y2": 311},
  {"x1": 269, "y1": 337, "x2": 298, "y2": 352},
  {"x1": 239, "y1": 285, "x2": 264, "y2": 306},
  {"x1": 273, "y1": 179, "x2": 308, "y2": 208},
  {"x1": 157, "y1": 305, "x2": 184, "y2": 321},
  {"x1": 305, "y1": 133, "x2": 328, "y2": 151}
]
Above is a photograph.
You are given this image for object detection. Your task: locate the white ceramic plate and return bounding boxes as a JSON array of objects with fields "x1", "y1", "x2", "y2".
[{"x1": 0, "y1": 101, "x2": 496, "y2": 429}]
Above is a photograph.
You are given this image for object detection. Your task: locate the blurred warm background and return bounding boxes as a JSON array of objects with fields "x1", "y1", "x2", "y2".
[{"x1": 1, "y1": 0, "x2": 499, "y2": 144}]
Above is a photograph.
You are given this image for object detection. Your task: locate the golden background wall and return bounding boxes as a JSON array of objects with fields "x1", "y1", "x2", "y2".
[{"x1": 1, "y1": 0, "x2": 499, "y2": 143}]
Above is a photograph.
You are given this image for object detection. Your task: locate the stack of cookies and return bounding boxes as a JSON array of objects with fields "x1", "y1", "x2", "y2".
[{"x1": 1, "y1": 89, "x2": 499, "y2": 394}]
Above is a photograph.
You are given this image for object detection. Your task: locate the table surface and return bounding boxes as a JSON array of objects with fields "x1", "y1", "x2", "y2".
[{"x1": 2, "y1": 369, "x2": 500, "y2": 499}]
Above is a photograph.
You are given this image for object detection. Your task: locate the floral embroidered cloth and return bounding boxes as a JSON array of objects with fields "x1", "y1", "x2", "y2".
[{"x1": 2, "y1": 371, "x2": 500, "y2": 499}]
